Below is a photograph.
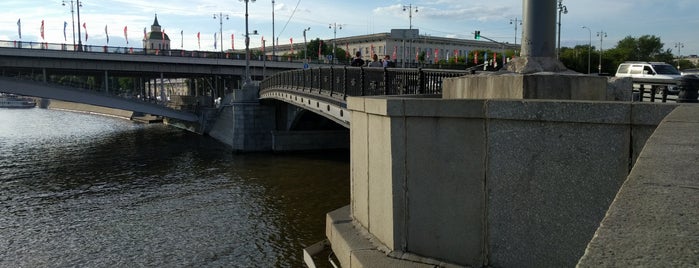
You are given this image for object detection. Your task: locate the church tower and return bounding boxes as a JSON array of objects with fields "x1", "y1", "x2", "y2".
[{"x1": 143, "y1": 14, "x2": 170, "y2": 52}]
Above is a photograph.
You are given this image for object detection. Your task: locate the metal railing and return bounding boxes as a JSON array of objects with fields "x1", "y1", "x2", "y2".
[
  {"x1": 632, "y1": 76, "x2": 699, "y2": 103},
  {"x1": 260, "y1": 67, "x2": 473, "y2": 100},
  {"x1": 0, "y1": 39, "x2": 307, "y2": 62}
]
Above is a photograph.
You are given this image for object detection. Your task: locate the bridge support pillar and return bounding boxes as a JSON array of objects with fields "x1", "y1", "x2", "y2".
[
  {"x1": 207, "y1": 82, "x2": 276, "y2": 151},
  {"x1": 442, "y1": 0, "x2": 608, "y2": 101}
]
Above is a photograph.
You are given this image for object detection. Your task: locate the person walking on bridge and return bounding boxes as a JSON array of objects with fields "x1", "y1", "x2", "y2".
[{"x1": 351, "y1": 51, "x2": 365, "y2": 67}]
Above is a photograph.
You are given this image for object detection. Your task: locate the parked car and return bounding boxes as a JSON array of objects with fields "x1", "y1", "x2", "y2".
[{"x1": 615, "y1": 62, "x2": 682, "y2": 94}]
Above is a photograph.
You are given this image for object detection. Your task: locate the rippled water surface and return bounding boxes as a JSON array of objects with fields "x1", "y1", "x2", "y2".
[{"x1": 0, "y1": 108, "x2": 350, "y2": 267}]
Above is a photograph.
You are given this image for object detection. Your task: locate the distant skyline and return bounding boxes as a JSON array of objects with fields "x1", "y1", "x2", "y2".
[{"x1": 1, "y1": 0, "x2": 698, "y2": 57}]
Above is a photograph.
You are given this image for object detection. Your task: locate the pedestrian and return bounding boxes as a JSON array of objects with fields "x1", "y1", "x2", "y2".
[
  {"x1": 382, "y1": 55, "x2": 391, "y2": 68},
  {"x1": 350, "y1": 51, "x2": 365, "y2": 67},
  {"x1": 369, "y1": 54, "x2": 382, "y2": 67}
]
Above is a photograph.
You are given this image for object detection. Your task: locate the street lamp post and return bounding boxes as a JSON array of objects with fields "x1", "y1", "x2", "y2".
[
  {"x1": 675, "y1": 42, "x2": 684, "y2": 70},
  {"x1": 402, "y1": 4, "x2": 418, "y2": 68},
  {"x1": 597, "y1": 30, "x2": 607, "y2": 74},
  {"x1": 510, "y1": 17, "x2": 522, "y2": 48},
  {"x1": 241, "y1": 0, "x2": 256, "y2": 84},
  {"x1": 329, "y1": 23, "x2": 342, "y2": 65},
  {"x1": 557, "y1": 0, "x2": 567, "y2": 59},
  {"x1": 62, "y1": 0, "x2": 77, "y2": 47},
  {"x1": 213, "y1": 12, "x2": 229, "y2": 54},
  {"x1": 582, "y1": 26, "x2": 591, "y2": 74},
  {"x1": 302, "y1": 27, "x2": 311, "y2": 61},
  {"x1": 272, "y1": 0, "x2": 275, "y2": 61},
  {"x1": 74, "y1": 0, "x2": 83, "y2": 51}
]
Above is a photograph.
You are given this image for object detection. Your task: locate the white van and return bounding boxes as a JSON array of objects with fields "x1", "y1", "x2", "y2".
[{"x1": 615, "y1": 62, "x2": 682, "y2": 94}]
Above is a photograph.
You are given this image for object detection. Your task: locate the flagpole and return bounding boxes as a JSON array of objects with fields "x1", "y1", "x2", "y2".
[{"x1": 76, "y1": 0, "x2": 83, "y2": 51}]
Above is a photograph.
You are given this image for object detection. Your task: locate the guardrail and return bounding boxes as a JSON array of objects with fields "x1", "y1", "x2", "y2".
[
  {"x1": 1, "y1": 39, "x2": 305, "y2": 63},
  {"x1": 632, "y1": 76, "x2": 699, "y2": 103},
  {"x1": 260, "y1": 67, "x2": 473, "y2": 100}
]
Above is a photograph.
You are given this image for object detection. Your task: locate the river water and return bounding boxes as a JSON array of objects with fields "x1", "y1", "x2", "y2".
[{"x1": 0, "y1": 108, "x2": 349, "y2": 267}]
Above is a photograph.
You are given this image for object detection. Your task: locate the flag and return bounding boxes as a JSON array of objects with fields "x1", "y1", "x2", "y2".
[
  {"x1": 454, "y1": 49, "x2": 458, "y2": 63},
  {"x1": 40, "y1": 20, "x2": 44, "y2": 40},
  {"x1": 17, "y1": 19, "x2": 21, "y2": 39},
  {"x1": 83, "y1": 22, "x2": 87, "y2": 41},
  {"x1": 392, "y1": 46, "x2": 397, "y2": 60},
  {"x1": 434, "y1": 48, "x2": 439, "y2": 63},
  {"x1": 502, "y1": 52, "x2": 506, "y2": 65},
  {"x1": 446, "y1": 51, "x2": 450, "y2": 62},
  {"x1": 197, "y1": 32, "x2": 201, "y2": 49},
  {"x1": 415, "y1": 47, "x2": 419, "y2": 61},
  {"x1": 143, "y1": 27, "x2": 146, "y2": 40},
  {"x1": 105, "y1": 25, "x2": 109, "y2": 44},
  {"x1": 63, "y1": 21, "x2": 68, "y2": 41},
  {"x1": 318, "y1": 40, "x2": 322, "y2": 59},
  {"x1": 261, "y1": 36, "x2": 265, "y2": 52},
  {"x1": 161, "y1": 29, "x2": 165, "y2": 41},
  {"x1": 290, "y1": 37, "x2": 293, "y2": 54},
  {"x1": 180, "y1": 30, "x2": 183, "y2": 48},
  {"x1": 474, "y1": 51, "x2": 478, "y2": 64},
  {"x1": 124, "y1": 26, "x2": 128, "y2": 44},
  {"x1": 345, "y1": 42, "x2": 350, "y2": 58},
  {"x1": 214, "y1": 33, "x2": 217, "y2": 49},
  {"x1": 493, "y1": 52, "x2": 497, "y2": 67},
  {"x1": 484, "y1": 52, "x2": 488, "y2": 63},
  {"x1": 231, "y1": 34, "x2": 234, "y2": 50},
  {"x1": 370, "y1": 44, "x2": 374, "y2": 57}
]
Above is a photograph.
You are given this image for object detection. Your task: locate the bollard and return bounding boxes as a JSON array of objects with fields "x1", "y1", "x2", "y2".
[{"x1": 677, "y1": 75, "x2": 699, "y2": 103}]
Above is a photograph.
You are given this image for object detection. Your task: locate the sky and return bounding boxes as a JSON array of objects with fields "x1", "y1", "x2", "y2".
[{"x1": 1, "y1": 0, "x2": 698, "y2": 57}]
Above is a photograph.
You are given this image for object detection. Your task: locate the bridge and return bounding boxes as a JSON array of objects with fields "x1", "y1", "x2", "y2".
[
  {"x1": 259, "y1": 67, "x2": 474, "y2": 127},
  {"x1": 0, "y1": 39, "x2": 326, "y2": 125}
]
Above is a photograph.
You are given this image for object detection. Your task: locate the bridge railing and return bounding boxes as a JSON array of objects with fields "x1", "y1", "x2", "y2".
[
  {"x1": 261, "y1": 67, "x2": 472, "y2": 100},
  {"x1": 0, "y1": 39, "x2": 307, "y2": 63}
]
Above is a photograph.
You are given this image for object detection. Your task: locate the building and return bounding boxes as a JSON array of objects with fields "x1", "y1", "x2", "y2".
[
  {"x1": 143, "y1": 15, "x2": 170, "y2": 52},
  {"x1": 269, "y1": 31, "x2": 519, "y2": 65}
]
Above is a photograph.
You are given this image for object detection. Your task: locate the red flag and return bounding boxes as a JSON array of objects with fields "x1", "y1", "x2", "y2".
[
  {"x1": 370, "y1": 44, "x2": 374, "y2": 57},
  {"x1": 197, "y1": 32, "x2": 201, "y2": 49},
  {"x1": 124, "y1": 26, "x2": 128, "y2": 44},
  {"x1": 392, "y1": 46, "x2": 397, "y2": 60},
  {"x1": 231, "y1": 34, "x2": 234, "y2": 50},
  {"x1": 318, "y1": 40, "x2": 322, "y2": 59},
  {"x1": 40, "y1": 20, "x2": 44, "y2": 40},
  {"x1": 83, "y1": 22, "x2": 88, "y2": 41},
  {"x1": 345, "y1": 42, "x2": 350, "y2": 58},
  {"x1": 474, "y1": 51, "x2": 478, "y2": 64},
  {"x1": 493, "y1": 52, "x2": 497, "y2": 66},
  {"x1": 161, "y1": 29, "x2": 165, "y2": 41},
  {"x1": 434, "y1": 48, "x2": 439, "y2": 63},
  {"x1": 290, "y1": 37, "x2": 293, "y2": 54}
]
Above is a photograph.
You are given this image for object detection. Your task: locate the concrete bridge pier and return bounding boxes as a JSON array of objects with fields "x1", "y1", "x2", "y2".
[{"x1": 443, "y1": 0, "x2": 608, "y2": 101}]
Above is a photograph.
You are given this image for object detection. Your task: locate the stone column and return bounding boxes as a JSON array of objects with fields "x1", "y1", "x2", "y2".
[{"x1": 507, "y1": 0, "x2": 567, "y2": 73}]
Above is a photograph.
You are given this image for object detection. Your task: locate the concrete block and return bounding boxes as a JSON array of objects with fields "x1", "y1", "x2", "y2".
[
  {"x1": 367, "y1": 114, "x2": 400, "y2": 250},
  {"x1": 347, "y1": 96, "x2": 365, "y2": 112},
  {"x1": 404, "y1": 117, "x2": 487, "y2": 266},
  {"x1": 351, "y1": 250, "x2": 436, "y2": 268},
  {"x1": 486, "y1": 119, "x2": 630, "y2": 268},
  {"x1": 578, "y1": 106, "x2": 699, "y2": 267},
  {"x1": 364, "y1": 97, "x2": 404, "y2": 116},
  {"x1": 442, "y1": 73, "x2": 608, "y2": 101},
  {"x1": 351, "y1": 111, "x2": 370, "y2": 228},
  {"x1": 328, "y1": 220, "x2": 376, "y2": 268},
  {"x1": 631, "y1": 103, "x2": 678, "y2": 126},
  {"x1": 486, "y1": 100, "x2": 630, "y2": 125},
  {"x1": 606, "y1": 77, "x2": 633, "y2": 101},
  {"x1": 402, "y1": 98, "x2": 486, "y2": 118}
]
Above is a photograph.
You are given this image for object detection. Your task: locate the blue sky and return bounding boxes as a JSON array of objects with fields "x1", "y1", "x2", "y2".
[{"x1": 1, "y1": 0, "x2": 698, "y2": 57}]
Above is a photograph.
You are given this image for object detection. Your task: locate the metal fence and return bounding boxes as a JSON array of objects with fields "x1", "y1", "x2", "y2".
[{"x1": 260, "y1": 67, "x2": 472, "y2": 99}]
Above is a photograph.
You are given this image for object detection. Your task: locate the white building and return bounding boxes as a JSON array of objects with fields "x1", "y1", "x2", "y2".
[
  {"x1": 143, "y1": 15, "x2": 171, "y2": 52},
  {"x1": 269, "y1": 31, "x2": 518, "y2": 65}
]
